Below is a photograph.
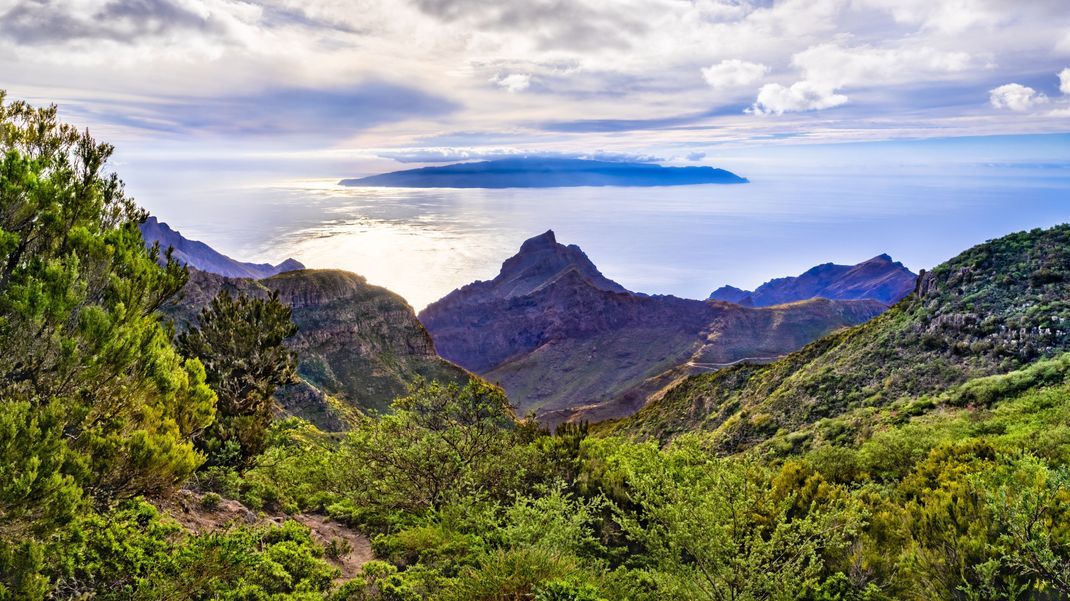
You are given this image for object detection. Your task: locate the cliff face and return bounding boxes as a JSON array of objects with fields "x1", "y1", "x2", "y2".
[
  {"x1": 420, "y1": 231, "x2": 887, "y2": 425},
  {"x1": 141, "y1": 216, "x2": 304, "y2": 279},
  {"x1": 709, "y1": 254, "x2": 917, "y2": 307},
  {"x1": 172, "y1": 269, "x2": 470, "y2": 429}
]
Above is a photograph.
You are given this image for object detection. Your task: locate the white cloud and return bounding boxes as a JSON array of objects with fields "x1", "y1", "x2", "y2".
[
  {"x1": 1060, "y1": 68, "x2": 1070, "y2": 95},
  {"x1": 747, "y1": 81, "x2": 848, "y2": 115},
  {"x1": 700, "y1": 59, "x2": 768, "y2": 88},
  {"x1": 686, "y1": 151, "x2": 706, "y2": 161},
  {"x1": 989, "y1": 83, "x2": 1048, "y2": 111},
  {"x1": 792, "y1": 43, "x2": 975, "y2": 89},
  {"x1": 492, "y1": 73, "x2": 532, "y2": 93}
]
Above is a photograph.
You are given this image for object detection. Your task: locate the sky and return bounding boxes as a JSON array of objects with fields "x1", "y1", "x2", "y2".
[
  {"x1": 1, "y1": 0, "x2": 1069, "y2": 169},
  {"x1": 1, "y1": 1, "x2": 1069, "y2": 309}
]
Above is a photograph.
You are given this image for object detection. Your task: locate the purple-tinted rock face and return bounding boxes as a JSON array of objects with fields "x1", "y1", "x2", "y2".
[
  {"x1": 140, "y1": 216, "x2": 304, "y2": 279},
  {"x1": 709, "y1": 254, "x2": 917, "y2": 307},
  {"x1": 419, "y1": 231, "x2": 889, "y2": 424}
]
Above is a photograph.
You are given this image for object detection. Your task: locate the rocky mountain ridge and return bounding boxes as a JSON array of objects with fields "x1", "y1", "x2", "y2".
[
  {"x1": 141, "y1": 216, "x2": 304, "y2": 279},
  {"x1": 710, "y1": 253, "x2": 916, "y2": 306},
  {"x1": 168, "y1": 270, "x2": 469, "y2": 430}
]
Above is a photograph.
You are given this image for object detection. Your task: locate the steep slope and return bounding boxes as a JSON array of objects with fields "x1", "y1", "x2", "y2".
[
  {"x1": 420, "y1": 231, "x2": 887, "y2": 423},
  {"x1": 709, "y1": 254, "x2": 916, "y2": 306},
  {"x1": 171, "y1": 269, "x2": 470, "y2": 429},
  {"x1": 613, "y1": 225, "x2": 1070, "y2": 448},
  {"x1": 141, "y1": 216, "x2": 304, "y2": 279},
  {"x1": 341, "y1": 157, "x2": 747, "y2": 188}
]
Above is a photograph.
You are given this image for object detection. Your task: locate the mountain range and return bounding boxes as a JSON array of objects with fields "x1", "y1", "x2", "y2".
[
  {"x1": 340, "y1": 157, "x2": 748, "y2": 188},
  {"x1": 709, "y1": 254, "x2": 917, "y2": 307},
  {"x1": 419, "y1": 230, "x2": 888, "y2": 424},
  {"x1": 610, "y1": 225, "x2": 1070, "y2": 448},
  {"x1": 141, "y1": 216, "x2": 304, "y2": 279}
]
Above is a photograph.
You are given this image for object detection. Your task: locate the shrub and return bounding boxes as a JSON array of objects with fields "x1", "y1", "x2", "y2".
[{"x1": 199, "y1": 493, "x2": 222, "y2": 511}]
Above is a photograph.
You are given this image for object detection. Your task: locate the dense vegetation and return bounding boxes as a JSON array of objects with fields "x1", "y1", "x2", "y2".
[{"x1": 3, "y1": 94, "x2": 1070, "y2": 600}]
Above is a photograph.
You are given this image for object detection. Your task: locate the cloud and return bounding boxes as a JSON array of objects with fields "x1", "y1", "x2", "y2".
[
  {"x1": 686, "y1": 151, "x2": 707, "y2": 161},
  {"x1": 71, "y1": 82, "x2": 458, "y2": 139},
  {"x1": 701, "y1": 59, "x2": 769, "y2": 89},
  {"x1": 492, "y1": 73, "x2": 532, "y2": 93},
  {"x1": 989, "y1": 84, "x2": 1048, "y2": 111},
  {"x1": 376, "y1": 147, "x2": 665, "y2": 163},
  {"x1": 747, "y1": 81, "x2": 848, "y2": 115},
  {"x1": 1061, "y1": 68, "x2": 1070, "y2": 95},
  {"x1": 408, "y1": 0, "x2": 648, "y2": 51},
  {"x1": 0, "y1": 0, "x2": 241, "y2": 44},
  {"x1": 537, "y1": 108, "x2": 731, "y2": 132},
  {"x1": 792, "y1": 43, "x2": 974, "y2": 89}
]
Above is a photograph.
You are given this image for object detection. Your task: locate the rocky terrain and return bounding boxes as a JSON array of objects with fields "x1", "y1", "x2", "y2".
[
  {"x1": 420, "y1": 230, "x2": 887, "y2": 424},
  {"x1": 141, "y1": 216, "x2": 304, "y2": 279},
  {"x1": 170, "y1": 269, "x2": 470, "y2": 429},
  {"x1": 709, "y1": 253, "x2": 916, "y2": 306}
]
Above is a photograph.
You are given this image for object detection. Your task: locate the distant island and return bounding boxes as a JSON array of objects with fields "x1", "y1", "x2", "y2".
[{"x1": 339, "y1": 157, "x2": 748, "y2": 188}]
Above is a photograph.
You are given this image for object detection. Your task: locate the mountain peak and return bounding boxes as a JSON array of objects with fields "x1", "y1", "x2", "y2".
[
  {"x1": 491, "y1": 230, "x2": 626, "y2": 299},
  {"x1": 518, "y1": 229, "x2": 557, "y2": 252}
]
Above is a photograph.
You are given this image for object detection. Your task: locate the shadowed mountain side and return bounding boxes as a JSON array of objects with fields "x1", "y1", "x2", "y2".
[
  {"x1": 340, "y1": 158, "x2": 748, "y2": 188},
  {"x1": 710, "y1": 253, "x2": 916, "y2": 306},
  {"x1": 420, "y1": 231, "x2": 887, "y2": 424},
  {"x1": 170, "y1": 268, "x2": 470, "y2": 429},
  {"x1": 609, "y1": 224, "x2": 1070, "y2": 448},
  {"x1": 141, "y1": 216, "x2": 304, "y2": 279}
]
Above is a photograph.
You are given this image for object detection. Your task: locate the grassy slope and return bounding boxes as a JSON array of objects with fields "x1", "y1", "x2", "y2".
[{"x1": 604, "y1": 225, "x2": 1070, "y2": 449}]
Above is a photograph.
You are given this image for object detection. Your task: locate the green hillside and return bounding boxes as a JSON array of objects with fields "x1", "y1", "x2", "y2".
[{"x1": 608, "y1": 225, "x2": 1070, "y2": 447}]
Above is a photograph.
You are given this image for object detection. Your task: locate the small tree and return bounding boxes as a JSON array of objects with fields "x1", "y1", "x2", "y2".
[{"x1": 178, "y1": 290, "x2": 298, "y2": 467}]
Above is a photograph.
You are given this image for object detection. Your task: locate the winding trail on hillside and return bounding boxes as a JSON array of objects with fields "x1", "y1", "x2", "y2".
[
  {"x1": 157, "y1": 490, "x2": 373, "y2": 580},
  {"x1": 686, "y1": 356, "x2": 781, "y2": 371}
]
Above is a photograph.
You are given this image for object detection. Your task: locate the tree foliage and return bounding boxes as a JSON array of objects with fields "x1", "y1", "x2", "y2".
[
  {"x1": 178, "y1": 289, "x2": 298, "y2": 467},
  {"x1": 0, "y1": 92, "x2": 215, "y2": 596}
]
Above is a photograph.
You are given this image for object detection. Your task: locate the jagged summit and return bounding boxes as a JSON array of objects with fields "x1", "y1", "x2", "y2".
[
  {"x1": 709, "y1": 253, "x2": 916, "y2": 307},
  {"x1": 519, "y1": 229, "x2": 557, "y2": 250},
  {"x1": 476, "y1": 230, "x2": 628, "y2": 300}
]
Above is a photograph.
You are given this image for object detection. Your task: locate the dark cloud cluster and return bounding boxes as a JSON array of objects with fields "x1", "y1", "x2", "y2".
[
  {"x1": 410, "y1": 0, "x2": 647, "y2": 51},
  {"x1": 0, "y1": 0, "x2": 222, "y2": 44}
]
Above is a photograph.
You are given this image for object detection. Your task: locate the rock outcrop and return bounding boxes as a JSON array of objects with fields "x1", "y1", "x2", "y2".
[{"x1": 171, "y1": 268, "x2": 470, "y2": 429}]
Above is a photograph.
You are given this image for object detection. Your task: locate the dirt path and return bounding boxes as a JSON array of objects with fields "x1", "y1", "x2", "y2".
[{"x1": 157, "y1": 490, "x2": 374, "y2": 580}]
